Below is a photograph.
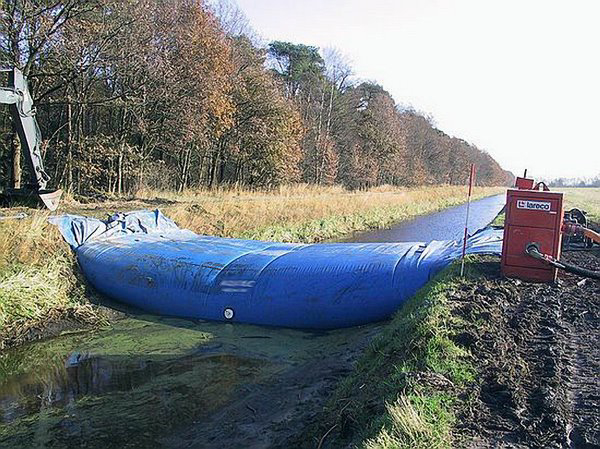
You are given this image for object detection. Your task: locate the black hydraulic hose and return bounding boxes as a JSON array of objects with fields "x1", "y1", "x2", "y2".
[{"x1": 525, "y1": 243, "x2": 600, "y2": 281}]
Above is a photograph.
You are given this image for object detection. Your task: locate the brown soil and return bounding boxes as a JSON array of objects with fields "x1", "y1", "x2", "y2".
[
  {"x1": 451, "y1": 250, "x2": 600, "y2": 448},
  {"x1": 163, "y1": 353, "x2": 365, "y2": 449}
]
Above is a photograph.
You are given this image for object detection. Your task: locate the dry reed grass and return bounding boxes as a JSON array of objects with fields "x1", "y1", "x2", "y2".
[
  {"x1": 0, "y1": 212, "x2": 100, "y2": 349},
  {"x1": 145, "y1": 184, "x2": 504, "y2": 242}
]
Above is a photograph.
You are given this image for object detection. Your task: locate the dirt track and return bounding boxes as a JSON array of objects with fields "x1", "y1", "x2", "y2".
[{"x1": 451, "y1": 250, "x2": 600, "y2": 448}]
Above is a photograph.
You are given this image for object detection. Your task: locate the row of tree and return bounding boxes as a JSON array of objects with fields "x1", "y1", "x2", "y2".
[
  {"x1": 548, "y1": 177, "x2": 600, "y2": 187},
  {"x1": 0, "y1": 0, "x2": 513, "y2": 195}
]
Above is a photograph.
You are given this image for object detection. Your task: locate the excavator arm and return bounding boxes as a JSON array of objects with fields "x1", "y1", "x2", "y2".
[{"x1": 1, "y1": 68, "x2": 61, "y2": 210}]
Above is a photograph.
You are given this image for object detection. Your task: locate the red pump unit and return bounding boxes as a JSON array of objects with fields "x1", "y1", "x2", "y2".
[{"x1": 501, "y1": 175, "x2": 564, "y2": 282}]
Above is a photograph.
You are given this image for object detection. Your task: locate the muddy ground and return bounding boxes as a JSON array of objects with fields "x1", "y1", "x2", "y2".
[
  {"x1": 162, "y1": 345, "x2": 367, "y2": 449},
  {"x1": 451, "y1": 249, "x2": 600, "y2": 448}
]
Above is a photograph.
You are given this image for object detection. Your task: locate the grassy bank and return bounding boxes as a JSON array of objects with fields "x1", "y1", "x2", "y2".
[
  {"x1": 71, "y1": 184, "x2": 504, "y2": 242},
  {"x1": 0, "y1": 184, "x2": 502, "y2": 350},
  {"x1": 0, "y1": 214, "x2": 108, "y2": 350},
  {"x1": 301, "y1": 260, "x2": 479, "y2": 449},
  {"x1": 305, "y1": 187, "x2": 599, "y2": 448}
]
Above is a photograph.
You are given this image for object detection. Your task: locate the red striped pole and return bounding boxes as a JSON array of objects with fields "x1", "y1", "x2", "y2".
[{"x1": 460, "y1": 163, "x2": 476, "y2": 277}]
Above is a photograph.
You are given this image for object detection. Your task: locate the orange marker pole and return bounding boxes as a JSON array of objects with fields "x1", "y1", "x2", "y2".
[{"x1": 460, "y1": 164, "x2": 476, "y2": 277}]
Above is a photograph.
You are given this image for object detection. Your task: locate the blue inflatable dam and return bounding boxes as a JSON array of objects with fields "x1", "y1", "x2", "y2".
[{"x1": 51, "y1": 210, "x2": 503, "y2": 329}]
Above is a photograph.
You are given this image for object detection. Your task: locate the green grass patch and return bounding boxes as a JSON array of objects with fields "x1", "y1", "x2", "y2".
[
  {"x1": 364, "y1": 393, "x2": 455, "y2": 449},
  {"x1": 237, "y1": 194, "x2": 498, "y2": 243},
  {"x1": 490, "y1": 210, "x2": 505, "y2": 227},
  {"x1": 0, "y1": 214, "x2": 105, "y2": 350},
  {"x1": 308, "y1": 261, "x2": 483, "y2": 449}
]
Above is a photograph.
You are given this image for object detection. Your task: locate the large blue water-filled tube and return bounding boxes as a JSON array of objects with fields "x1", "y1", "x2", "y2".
[{"x1": 51, "y1": 210, "x2": 502, "y2": 329}]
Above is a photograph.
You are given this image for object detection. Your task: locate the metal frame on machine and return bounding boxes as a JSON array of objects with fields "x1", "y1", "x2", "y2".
[{"x1": 0, "y1": 67, "x2": 62, "y2": 210}]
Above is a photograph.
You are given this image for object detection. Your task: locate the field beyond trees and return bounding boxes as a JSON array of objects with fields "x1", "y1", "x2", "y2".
[
  {"x1": 562, "y1": 187, "x2": 600, "y2": 221},
  {"x1": 1, "y1": 0, "x2": 513, "y2": 197}
]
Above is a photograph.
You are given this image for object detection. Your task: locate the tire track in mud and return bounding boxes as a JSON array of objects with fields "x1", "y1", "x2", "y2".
[
  {"x1": 452, "y1": 251, "x2": 600, "y2": 448},
  {"x1": 562, "y1": 265, "x2": 600, "y2": 448}
]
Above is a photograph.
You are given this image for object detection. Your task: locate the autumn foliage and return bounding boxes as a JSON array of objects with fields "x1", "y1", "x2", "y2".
[{"x1": 0, "y1": 0, "x2": 513, "y2": 195}]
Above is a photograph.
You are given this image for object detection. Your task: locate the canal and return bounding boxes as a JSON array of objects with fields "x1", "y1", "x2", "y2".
[{"x1": 0, "y1": 195, "x2": 505, "y2": 448}]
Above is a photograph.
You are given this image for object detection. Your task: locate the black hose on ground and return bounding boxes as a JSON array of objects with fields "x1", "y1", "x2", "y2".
[{"x1": 525, "y1": 243, "x2": 600, "y2": 281}]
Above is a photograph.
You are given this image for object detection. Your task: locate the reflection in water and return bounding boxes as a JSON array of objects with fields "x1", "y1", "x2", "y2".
[
  {"x1": 0, "y1": 316, "x2": 378, "y2": 448},
  {"x1": 0, "y1": 346, "x2": 265, "y2": 426}
]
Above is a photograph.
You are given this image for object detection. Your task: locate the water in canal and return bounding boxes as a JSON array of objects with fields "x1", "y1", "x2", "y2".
[
  {"x1": 340, "y1": 194, "x2": 505, "y2": 243},
  {"x1": 0, "y1": 195, "x2": 505, "y2": 448}
]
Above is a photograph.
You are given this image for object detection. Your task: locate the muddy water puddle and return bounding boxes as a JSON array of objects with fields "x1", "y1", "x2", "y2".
[{"x1": 0, "y1": 316, "x2": 379, "y2": 448}]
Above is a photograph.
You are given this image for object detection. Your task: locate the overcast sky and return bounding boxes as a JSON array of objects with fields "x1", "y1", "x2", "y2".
[{"x1": 235, "y1": 0, "x2": 600, "y2": 180}]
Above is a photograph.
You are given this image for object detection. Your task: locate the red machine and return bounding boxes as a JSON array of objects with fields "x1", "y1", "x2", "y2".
[{"x1": 501, "y1": 175, "x2": 564, "y2": 282}]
